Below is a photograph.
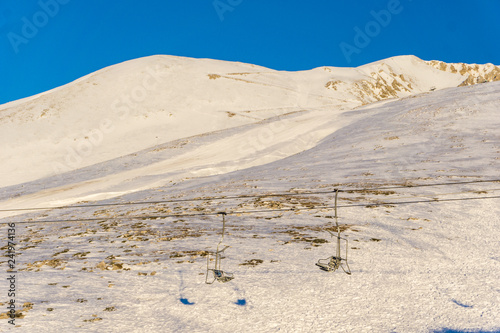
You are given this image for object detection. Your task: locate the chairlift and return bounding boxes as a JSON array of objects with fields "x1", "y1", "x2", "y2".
[
  {"x1": 206, "y1": 212, "x2": 234, "y2": 284},
  {"x1": 316, "y1": 189, "x2": 351, "y2": 275}
]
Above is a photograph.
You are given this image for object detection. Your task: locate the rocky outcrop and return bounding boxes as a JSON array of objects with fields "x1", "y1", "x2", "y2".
[{"x1": 426, "y1": 60, "x2": 500, "y2": 86}]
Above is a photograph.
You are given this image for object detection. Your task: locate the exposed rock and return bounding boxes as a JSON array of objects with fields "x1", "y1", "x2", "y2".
[{"x1": 426, "y1": 60, "x2": 500, "y2": 86}]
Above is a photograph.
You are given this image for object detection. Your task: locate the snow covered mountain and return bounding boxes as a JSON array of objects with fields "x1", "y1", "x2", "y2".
[
  {"x1": 0, "y1": 55, "x2": 499, "y2": 332},
  {"x1": 0, "y1": 54, "x2": 489, "y2": 189}
]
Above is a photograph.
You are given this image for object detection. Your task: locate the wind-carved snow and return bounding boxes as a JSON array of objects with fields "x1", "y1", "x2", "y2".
[{"x1": 0, "y1": 55, "x2": 499, "y2": 332}]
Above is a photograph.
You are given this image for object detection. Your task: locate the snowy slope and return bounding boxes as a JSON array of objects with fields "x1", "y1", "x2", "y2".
[
  {"x1": 0, "y1": 56, "x2": 499, "y2": 332},
  {"x1": 0, "y1": 54, "x2": 468, "y2": 188}
]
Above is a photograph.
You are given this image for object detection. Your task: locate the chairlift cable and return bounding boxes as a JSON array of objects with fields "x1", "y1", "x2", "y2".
[
  {"x1": 1, "y1": 179, "x2": 499, "y2": 213},
  {"x1": 2, "y1": 194, "x2": 500, "y2": 225}
]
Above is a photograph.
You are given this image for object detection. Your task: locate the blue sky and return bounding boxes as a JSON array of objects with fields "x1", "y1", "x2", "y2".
[{"x1": 1, "y1": 0, "x2": 499, "y2": 104}]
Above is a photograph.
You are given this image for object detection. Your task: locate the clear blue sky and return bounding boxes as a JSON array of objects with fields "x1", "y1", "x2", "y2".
[{"x1": 1, "y1": 0, "x2": 499, "y2": 104}]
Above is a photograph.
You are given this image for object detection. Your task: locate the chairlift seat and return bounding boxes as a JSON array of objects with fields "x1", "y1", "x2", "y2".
[
  {"x1": 212, "y1": 269, "x2": 234, "y2": 283},
  {"x1": 206, "y1": 268, "x2": 234, "y2": 284},
  {"x1": 316, "y1": 256, "x2": 341, "y2": 272}
]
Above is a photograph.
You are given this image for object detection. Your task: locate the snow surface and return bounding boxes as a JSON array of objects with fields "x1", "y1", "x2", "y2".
[{"x1": 0, "y1": 55, "x2": 499, "y2": 332}]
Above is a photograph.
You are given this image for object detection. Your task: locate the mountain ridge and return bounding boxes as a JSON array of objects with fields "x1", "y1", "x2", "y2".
[
  {"x1": 1, "y1": 54, "x2": 498, "y2": 189},
  {"x1": 425, "y1": 59, "x2": 500, "y2": 86}
]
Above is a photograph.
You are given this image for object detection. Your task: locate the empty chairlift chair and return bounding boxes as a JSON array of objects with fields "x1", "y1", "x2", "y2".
[
  {"x1": 206, "y1": 212, "x2": 235, "y2": 284},
  {"x1": 316, "y1": 189, "x2": 351, "y2": 275}
]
